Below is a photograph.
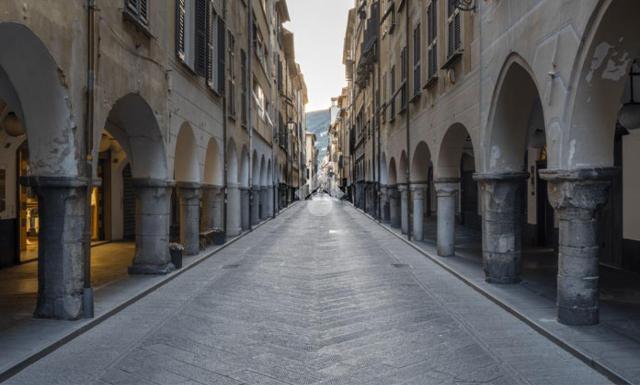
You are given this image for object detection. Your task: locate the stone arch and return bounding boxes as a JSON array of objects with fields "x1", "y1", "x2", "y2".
[
  {"x1": 563, "y1": 0, "x2": 640, "y2": 168},
  {"x1": 484, "y1": 54, "x2": 545, "y2": 173},
  {"x1": 436, "y1": 123, "x2": 476, "y2": 179},
  {"x1": 104, "y1": 93, "x2": 168, "y2": 180},
  {"x1": 174, "y1": 122, "x2": 200, "y2": 183},
  {"x1": 203, "y1": 137, "x2": 223, "y2": 186},
  {"x1": 380, "y1": 153, "x2": 388, "y2": 185},
  {"x1": 0, "y1": 22, "x2": 80, "y2": 177},
  {"x1": 227, "y1": 139, "x2": 238, "y2": 185},
  {"x1": 239, "y1": 145, "x2": 250, "y2": 188},
  {"x1": 267, "y1": 159, "x2": 273, "y2": 185},
  {"x1": 252, "y1": 150, "x2": 260, "y2": 186},
  {"x1": 411, "y1": 141, "x2": 432, "y2": 182},
  {"x1": 388, "y1": 157, "x2": 398, "y2": 185},
  {"x1": 260, "y1": 155, "x2": 267, "y2": 186},
  {"x1": 398, "y1": 151, "x2": 408, "y2": 184}
]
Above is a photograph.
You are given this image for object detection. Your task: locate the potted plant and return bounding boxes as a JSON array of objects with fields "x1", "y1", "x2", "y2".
[
  {"x1": 211, "y1": 227, "x2": 226, "y2": 245},
  {"x1": 169, "y1": 243, "x2": 184, "y2": 269}
]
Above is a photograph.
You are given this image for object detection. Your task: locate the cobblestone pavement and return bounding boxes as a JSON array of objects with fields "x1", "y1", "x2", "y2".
[{"x1": 5, "y1": 196, "x2": 611, "y2": 385}]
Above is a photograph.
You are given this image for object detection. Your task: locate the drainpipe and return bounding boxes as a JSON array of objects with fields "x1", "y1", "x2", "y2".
[
  {"x1": 376, "y1": 0, "x2": 382, "y2": 222},
  {"x1": 247, "y1": 0, "x2": 253, "y2": 231},
  {"x1": 405, "y1": 0, "x2": 412, "y2": 241},
  {"x1": 222, "y1": 0, "x2": 228, "y2": 235},
  {"x1": 83, "y1": 0, "x2": 96, "y2": 318}
]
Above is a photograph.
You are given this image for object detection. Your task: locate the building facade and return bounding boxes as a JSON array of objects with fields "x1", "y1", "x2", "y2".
[
  {"x1": 0, "y1": 0, "x2": 307, "y2": 320},
  {"x1": 334, "y1": 0, "x2": 640, "y2": 326}
]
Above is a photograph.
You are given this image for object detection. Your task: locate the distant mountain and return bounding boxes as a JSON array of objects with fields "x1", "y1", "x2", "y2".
[{"x1": 306, "y1": 108, "x2": 331, "y2": 165}]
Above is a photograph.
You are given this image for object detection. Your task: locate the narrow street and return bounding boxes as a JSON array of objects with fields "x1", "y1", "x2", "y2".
[{"x1": 6, "y1": 196, "x2": 609, "y2": 385}]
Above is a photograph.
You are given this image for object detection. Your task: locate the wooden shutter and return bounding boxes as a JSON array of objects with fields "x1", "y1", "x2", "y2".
[
  {"x1": 195, "y1": 0, "x2": 208, "y2": 76},
  {"x1": 217, "y1": 18, "x2": 226, "y2": 94},
  {"x1": 207, "y1": 2, "x2": 216, "y2": 89},
  {"x1": 139, "y1": 0, "x2": 148, "y2": 23},
  {"x1": 176, "y1": 0, "x2": 186, "y2": 61}
]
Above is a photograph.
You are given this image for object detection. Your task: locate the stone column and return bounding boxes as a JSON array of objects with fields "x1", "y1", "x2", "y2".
[
  {"x1": 201, "y1": 185, "x2": 224, "y2": 232},
  {"x1": 389, "y1": 186, "x2": 400, "y2": 228},
  {"x1": 266, "y1": 185, "x2": 274, "y2": 217},
  {"x1": 474, "y1": 172, "x2": 528, "y2": 284},
  {"x1": 251, "y1": 188, "x2": 260, "y2": 225},
  {"x1": 540, "y1": 168, "x2": 615, "y2": 326},
  {"x1": 435, "y1": 179, "x2": 460, "y2": 257},
  {"x1": 240, "y1": 187, "x2": 249, "y2": 230},
  {"x1": 259, "y1": 187, "x2": 267, "y2": 219},
  {"x1": 177, "y1": 183, "x2": 201, "y2": 256},
  {"x1": 23, "y1": 176, "x2": 87, "y2": 320},
  {"x1": 226, "y1": 184, "x2": 242, "y2": 237},
  {"x1": 129, "y1": 178, "x2": 174, "y2": 275},
  {"x1": 380, "y1": 185, "x2": 389, "y2": 223},
  {"x1": 399, "y1": 184, "x2": 409, "y2": 234},
  {"x1": 411, "y1": 184, "x2": 427, "y2": 241}
]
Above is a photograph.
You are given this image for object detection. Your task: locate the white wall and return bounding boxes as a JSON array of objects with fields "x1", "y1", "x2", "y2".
[{"x1": 623, "y1": 131, "x2": 640, "y2": 241}]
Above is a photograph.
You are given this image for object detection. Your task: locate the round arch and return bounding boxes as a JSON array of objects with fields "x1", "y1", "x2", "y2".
[
  {"x1": 411, "y1": 141, "x2": 432, "y2": 182},
  {"x1": 260, "y1": 156, "x2": 267, "y2": 186},
  {"x1": 436, "y1": 123, "x2": 476, "y2": 179},
  {"x1": 227, "y1": 139, "x2": 238, "y2": 185},
  {"x1": 388, "y1": 157, "x2": 398, "y2": 185},
  {"x1": 174, "y1": 122, "x2": 200, "y2": 183},
  {"x1": 204, "y1": 137, "x2": 223, "y2": 185},
  {"x1": 398, "y1": 152, "x2": 408, "y2": 184},
  {"x1": 239, "y1": 145, "x2": 250, "y2": 188}
]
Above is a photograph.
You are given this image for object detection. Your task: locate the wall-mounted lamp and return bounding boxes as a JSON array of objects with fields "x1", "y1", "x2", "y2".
[{"x1": 619, "y1": 60, "x2": 640, "y2": 130}]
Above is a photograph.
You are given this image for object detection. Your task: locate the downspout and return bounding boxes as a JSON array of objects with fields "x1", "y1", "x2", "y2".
[
  {"x1": 247, "y1": 0, "x2": 253, "y2": 231},
  {"x1": 376, "y1": 0, "x2": 382, "y2": 222},
  {"x1": 222, "y1": 0, "x2": 228, "y2": 235},
  {"x1": 83, "y1": 0, "x2": 96, "y2": 318},
  {"x1": 405, "y1": 0, "x2": 412, "y2": 241},
  {"x1": 272, "y1": 35, "x2": 278, "y2": 218}
]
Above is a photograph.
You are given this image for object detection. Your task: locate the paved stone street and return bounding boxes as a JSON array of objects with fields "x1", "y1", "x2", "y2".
[{"x1": 5, "y1": 196, "x2": 610, "y2": 385}]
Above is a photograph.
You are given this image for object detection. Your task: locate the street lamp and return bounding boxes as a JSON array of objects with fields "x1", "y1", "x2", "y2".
[
  {"x1": 619, "y1": 60, "x2": 640, "y2": 130},
  {"x1": 453, "y1": 0, "x2": 476, "y2": 12}
]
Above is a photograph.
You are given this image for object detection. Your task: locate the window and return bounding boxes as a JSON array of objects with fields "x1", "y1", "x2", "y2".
[
  {"x1": 447, "y1": 0, "x2": 462, "y2": 57},
  {"x1": 206, "y1": 3, "x2": 225, "y2": 94},
  {"x1": 413, "y1": 24, "x2": 421, "y2": 97},
  {"x1": 427, "y1": 1, "x2": 438, "y2": 81},
  {"x1": 241, "y1": 49, "x2": 248, "y2": 125},
  {"x1": 400, "y1": 47, "x2": 408, "y2": 111},
  {"x1": 125, "y1": 0, "x2": 149, "y2": 27},
  {"x1": 227, "y1": 30, "x2": 236, "y2": 117}
]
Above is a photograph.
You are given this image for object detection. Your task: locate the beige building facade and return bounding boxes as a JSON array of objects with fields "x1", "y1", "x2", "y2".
[
  {"x1": 335, "y1": 0, "x2": 640, "y2": 327},
  {"x1": 0, "y1": 0, "x2": 307, "y2": 320}
]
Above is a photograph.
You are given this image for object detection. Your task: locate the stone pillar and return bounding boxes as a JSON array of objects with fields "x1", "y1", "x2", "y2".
[
  {"x1": 260, "y1": 187, "x2": 268, "y2": 219},
  {"x1": 266, "y1": 185, "x2": 274, "y2": 217},
  {"x1": 240, "y1": 187, "x2": 249, "y2": 230},
  {"x1": 411, "y1": 184, "x2": 426, "y2": 241},
  {"x1": 389, "y1": 186, "x2": 400, "y2": 228},
  {"x1": 129, "y1": 178, "x2": 174, "y2": 275},
  {"x1": 177, "y1": 183, "x2": 201, "y2": 256},
  {"x1": 201, "y1": 185, "x2": 224, "y2": 231},
  {"x1": 474, "y1": 172, "x2": 528, "y2": 284},
  {"x1": 435, "y1": 179, "x2": 460, "y2": 257},
  {"x1": 23, "y1": 176, "x2": 87, "y2": 320},
  {"x1": 540, "y1": 168, "x2": 615, "y2": 326},
  {"x1": 251, "y1": 188, "x2": 260, "y2": 225},
  {"x1": 399, "y1": 184, "x2": 409, "y2": 234},
  {"x1": 226, "y1": 184, "x2": 242, "y2": 236},
  {"x1": 380, "y1": 185, "x2": 390, "y2": 223}
]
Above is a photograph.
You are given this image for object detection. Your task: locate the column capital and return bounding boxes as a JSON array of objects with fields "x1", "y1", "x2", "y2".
[
  {"x1": 434, "y1": 178, "x2": 460, "y2": 197},
  {"x1": 539, "y1": 168, "x2": 617, "y2": 213},
  {"x1": 202, "y1": 183, "x2": 224, "y2": 191},
  {"x1": 131, "y1": 178, "x2": 174, "y2": 188},
  {"x1": 473, "y1": 171, "x2": 529, "y2": 183},
  {"x1": 397, "y1": 183, "x2": 408, "y2": 192},
  {"x1": 21, "y1": 175, "x2": 90, "y2": 188}
]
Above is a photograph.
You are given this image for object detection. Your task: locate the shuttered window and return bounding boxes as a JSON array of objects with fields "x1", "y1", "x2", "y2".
[
  {"x1": 176, "y1": 0, "x2": 186, "y2": 61},
  {"x1": 413, "y1": 24, "x2": 421, "y2": 97},
  {"x1": 400, "y1": 47, "x2": 408, "y2": 111},
  {"x1": 447, "y1": 0, "x2": 461, "y2": 57},
  {"x1": 194, "y1": 0, "x2": 208, "y2": 76},
  {"x1": 126, "y1": 0, "x2": 149, "y2": 25},
  {"x1": 241, "y1": 49, "x2": 248, "y2": 125},
  {"x1": 227, "y1": 30, "x2": 236, "y2": 117},
  {"x1": 427, "y1": 1, "x2": 438, "y2": 81}
]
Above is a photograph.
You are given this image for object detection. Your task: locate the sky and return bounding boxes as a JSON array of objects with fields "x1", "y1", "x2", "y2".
[{"x1": 285, "y1": 0, "x2": 353, "y2": 112}]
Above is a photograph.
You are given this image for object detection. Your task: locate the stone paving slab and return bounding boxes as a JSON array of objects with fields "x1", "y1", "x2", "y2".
[{"x1": 4, "y1": 196, "x2": 612, "y2": 385}]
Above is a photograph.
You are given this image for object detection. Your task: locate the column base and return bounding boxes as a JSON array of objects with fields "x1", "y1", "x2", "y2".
[{"x1": 128, "y1": 262, "x2": 176, "y2": 275}]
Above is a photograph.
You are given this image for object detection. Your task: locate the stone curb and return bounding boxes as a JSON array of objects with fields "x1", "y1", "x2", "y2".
[
  {"x1": 0, "y1": 201, "x2": 300, "y2": 383},
  {"x1": 349, "y1": 203, "x2": 631, "y2": 385}
]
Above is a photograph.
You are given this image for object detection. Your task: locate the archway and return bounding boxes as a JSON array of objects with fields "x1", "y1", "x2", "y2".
[
  {"x1": 410, "y1": 142, "x2": 433, "y2": 242},
  {"x1": 102, "y1": 93, "x2": 171, "y2": 278},
  {"x1": 240, "y1": 146, "x2": 250, "y2": 230},
  {"x1": 0, "y1": 23, "x2": 84, "y2": 320},
  {"x1": 387, "y1": 157, "x2": 400, "y2": 229},
  {"x1": 480, "y1": 57, "x2": 551, "y2": 285},
  {"x1": 173, "y1": 123, "x2": 201, "y2": 256},
  {"x1": 226, "y1": 139, "x2": 241, "y2": 236},
  {"x1": 202, "y1": 138, "x2": 224, "y2": 236},
  {"x1": 540, "y1": 0, "x2": 640, "y2": 325},
  {"x1": 434, "y1": 124, "x2": 480, "y2": 257}
]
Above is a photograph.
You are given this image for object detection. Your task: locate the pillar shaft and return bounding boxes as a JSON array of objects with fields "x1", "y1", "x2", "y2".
[
  {"x1": 178, "y1": 183, "x2": 201, "y2": 256},
  {"x1": 25, "y1": 176, "x2": 87, "y2": 320},
  {"x1": 260, "y1": 188, "x2": 268, "y2": 219},
  {"x1": 380, "y1": 185, "x2": 390, "y2": 223},
  {"x1": 266, "y1": 185, "x2": 274, "y2": 217},
  {"x1": 201, "y1": 185, "x2": 224, "y2": 231},
  {"x1": 227, "y1": 184, "x2": 242, "y2": 236},
  {"x1": 412, "y1": 184, "x2": 426, "y2": 241},
  {"x1": 435, "y1": 180, "x2": 459, "y2": 257},
  {"x1": 251, "y1": 188, "x2": 260, "y2": 225},
  {"x1": 389, "y1": 186, "x2": 400, "y2": 228},
  {"x1": 129, "y1": 179, "x2": 174, "y2": 275},
  {"x1": 240, "y1": 187, "x2": 250, "y2": 230},
  {"x1": 475, "y1": 172, "x2": 527, "y2": 284},
  {"x1": 540, "y1": 168, "x2": 615, "y2": 326},
  {"x1": 399, "y1": 184, "x2": 409, "y2": 234}
]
